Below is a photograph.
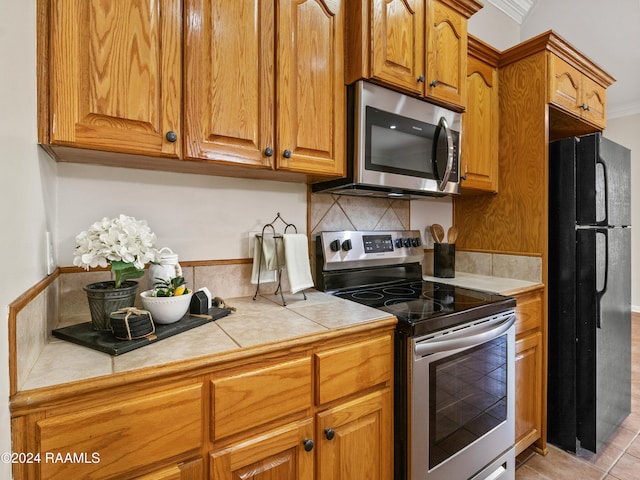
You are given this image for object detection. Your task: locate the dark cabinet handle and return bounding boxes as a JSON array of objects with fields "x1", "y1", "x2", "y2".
[
  {"x1": 429, "y1": 80, "x2": 438, "y2": 88},
  {"x1": 324, "y1": 428, "x2": 335, "y2": 440},
  {"x1": 303, "y1": 439, "x2": 314, "y2": 452},
  {"x1": 283, "y1": 149, "x2": 292, "y2": 158},
  {"x1": 417, "y1": 74, "x2": 425, "y2": 83},
  {"x1": 264, "y1": 147, "x2": 274, "y2": 157},
  {"x1": 165, "y1": 131, "x2": 178, "y2": 143}
]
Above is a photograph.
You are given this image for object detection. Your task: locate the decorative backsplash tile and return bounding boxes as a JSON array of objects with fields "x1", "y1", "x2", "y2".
[{"x1": 309, "y1": 193, "x2": 409, "y2": 234}]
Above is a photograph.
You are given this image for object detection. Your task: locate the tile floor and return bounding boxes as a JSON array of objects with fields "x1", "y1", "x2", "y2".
[{"x1": 516, "y1": 313, "x2": 640, "y2": 480}]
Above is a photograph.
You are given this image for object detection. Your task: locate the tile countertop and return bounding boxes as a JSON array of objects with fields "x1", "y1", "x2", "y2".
[
  {"x1": 20, "y1": 290, "x2": 394, "y2": 392},
  {"x1": 423, "y1": 272, "x2": 543, "y2": 296}
]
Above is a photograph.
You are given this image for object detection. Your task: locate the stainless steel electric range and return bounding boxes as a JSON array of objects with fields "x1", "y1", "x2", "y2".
[{"x1": 315, "y1": 230, "x2": 517, "y2": 480}]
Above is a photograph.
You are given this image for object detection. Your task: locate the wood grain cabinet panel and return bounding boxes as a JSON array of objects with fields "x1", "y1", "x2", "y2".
[
  {"x1": 316, "y1": 389, "x2": 393, "y2": 480},
  {"x1": 548, "y1": 54, "x2": 607, "y2": 129},
  {"x1": 460, "y1": 36, "x2": 499, "y2": 193},
  {"x1": 210, "y1": 418, "x2": 314, "y2": 480},
  {"x1": 184, "y1": 0, "x2": 345, "y2": 176},
  {"x1": 47, "y1": 0, "x2": 182, "y2": 157},
  {"x1": 36, "y1": 382, "x2": 203, "y2": 480},
  {"x1": 212, "y1": 357, "x2": 312, "y2": 440},
  {"x1": 515, "y1": 331, "x2": 543, "y2": 455},
  {"x1": 315, "y1": 334, "x2": 393, "y2": 405}
]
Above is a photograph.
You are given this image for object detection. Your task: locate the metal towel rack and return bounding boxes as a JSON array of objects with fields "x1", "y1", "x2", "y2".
[{"x1": 253, "y1": 212, "x2": 307, "y2": 306}]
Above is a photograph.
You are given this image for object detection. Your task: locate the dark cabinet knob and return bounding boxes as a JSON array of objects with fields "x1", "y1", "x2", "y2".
[
  {"x1": 165, "y1": 131, "x2": 178, "y2": 143},
  {"x1": 417, "y1": 74, "x2": 425, "y2": 83},
  {"x1": 283, "y1": 149, "x2": 292, "y2": 158},
  {"x1": 429, "y1": 80, "x2": 438, "y2": 88},
  {"x1": 264, "y1": 147, "x2": 274, "y2": 157},
  {"x1": 324, "y1": 428, "x2": 335, "y2": 440},
  {"x1": 303, "y1": 439, "x2": 314, "y2": 452}
]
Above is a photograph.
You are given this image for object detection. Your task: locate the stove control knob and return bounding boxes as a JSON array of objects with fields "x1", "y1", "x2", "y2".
[
  {"x1": 403, "y1": 238, "x2": 411, "y2": 248},
  {"x1": 329, "y1": 239, "x2": 341, "y2": 252},
  {"x1": 411, "y1": 237, "x2": 422, "y2": 248},
  {"x1": 394, "y1": 238, "x2": 404, "y2": 249},
  {"x1": 341, "y1": 239, "x2": 353, "y2": 251}
]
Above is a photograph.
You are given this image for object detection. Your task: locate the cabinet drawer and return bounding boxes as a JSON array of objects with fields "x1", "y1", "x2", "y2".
[
  {"x1": 212, "y1": 357, "x2": 312, "y2": 440},
  {"x1": 514, "y1": 290, "x2": 543, "y2": 336},
  {"x1": 316, "y1": 334, "x2": 393, "y2": 405},
  {"x1": 37, "y1": 382, "x2": 203, "y2": 480}
]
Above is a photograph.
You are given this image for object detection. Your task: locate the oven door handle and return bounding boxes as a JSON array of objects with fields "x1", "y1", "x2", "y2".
[{"x1": 414, "y1": 314, "x2": 515, "y2": 356}]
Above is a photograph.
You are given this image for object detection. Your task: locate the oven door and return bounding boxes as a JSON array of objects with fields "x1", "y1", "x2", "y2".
[{"x1": 410, "y1": 312, "x2": 516, "y2": 480}]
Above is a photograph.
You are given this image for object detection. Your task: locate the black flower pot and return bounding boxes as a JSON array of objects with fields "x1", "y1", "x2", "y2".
[{"x1": 83, "y1": 281, "x2": 139, "y2": 331}]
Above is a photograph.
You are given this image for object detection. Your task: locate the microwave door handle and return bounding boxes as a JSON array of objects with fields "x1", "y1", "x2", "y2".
[{"x1": 437, "y1": 117, "x2": 454, "y2": 191}]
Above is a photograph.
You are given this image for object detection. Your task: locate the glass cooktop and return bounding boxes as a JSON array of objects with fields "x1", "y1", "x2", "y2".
[{"x1": 333, "y1": 280, "x2": 516, "y2": 336}]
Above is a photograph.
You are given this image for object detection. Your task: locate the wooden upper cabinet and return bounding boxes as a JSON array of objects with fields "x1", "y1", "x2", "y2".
[
  {"x1": 461, "y1": 36, "x2": 499, "y2": 193},
  {"x1": 276, "y1": 0, "x2": 346, "y2": 175},
  {"x1": 425, "y1": 0, "x2": 470, "y2": 108},
  {"x1": 548, "y1": 53, "x2": 608, "y2": 129},
  {"x1": 370, "y1": 0, "x2": 425, "y2": 94},
  {"x1": 346, "y1": 0, "x2": 480, "y2": 110},
  {"x1": 184, "y1": 0, "x2": 274, "y2": 168},
  {"x1": 47, "y1": 0, "x2": 182, "y2": 157},
  {"x1": 185, "y1": 0, "x2": 345, "y2": 176}
]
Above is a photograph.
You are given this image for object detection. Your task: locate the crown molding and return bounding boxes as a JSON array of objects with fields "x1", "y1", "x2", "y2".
[{"x1": 485, "y1": 0, "x2": 536, "y2": 24}]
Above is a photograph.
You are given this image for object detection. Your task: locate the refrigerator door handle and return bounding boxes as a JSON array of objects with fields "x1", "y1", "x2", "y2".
[
  {"x1": 596, "y1": 157, "x2": 609, "y2": 226},
  {"x1": 595, "y1": 228, "x2": 609, "y2": 328}
]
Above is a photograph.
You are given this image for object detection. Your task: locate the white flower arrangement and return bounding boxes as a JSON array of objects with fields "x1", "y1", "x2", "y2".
[{"x1": 73, "y1": 214, "x2": 159, "y2": 288}]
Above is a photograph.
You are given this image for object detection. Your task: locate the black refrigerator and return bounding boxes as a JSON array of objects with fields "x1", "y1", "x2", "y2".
[{"x1": 547, "y1": 132, "x2": 631, "y2": 454}]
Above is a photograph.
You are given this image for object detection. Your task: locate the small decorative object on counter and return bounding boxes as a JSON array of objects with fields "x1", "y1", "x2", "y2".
[
  {"x1": 73, "y1": 214, "x2": 159, "y2": 330},
  {"x1": 149, "y1": 247, "x2": 182, "y2": 285},
  {"x1": 140, "y1": 276, "x2": 193, "y2": 324},
  {"x1": 110, "y1": 307, "x2": 155, "y2": 341}
]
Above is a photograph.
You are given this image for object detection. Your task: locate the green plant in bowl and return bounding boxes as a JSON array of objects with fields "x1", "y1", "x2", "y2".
[{"x1": 153, "y1": 276, "x2": 191, "y2": 297}]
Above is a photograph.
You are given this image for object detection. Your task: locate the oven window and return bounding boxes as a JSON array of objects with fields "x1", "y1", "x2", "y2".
[{"x1": 429, "y1": 336, "x2": 507, "y2": 469}]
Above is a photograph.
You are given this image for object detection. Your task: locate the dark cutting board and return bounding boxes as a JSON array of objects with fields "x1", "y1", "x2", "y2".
[{"x1": 52, "y1": 307, "x2": 231, "y2": 356}]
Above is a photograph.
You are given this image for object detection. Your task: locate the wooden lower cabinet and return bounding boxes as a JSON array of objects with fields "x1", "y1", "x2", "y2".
[
  {"x1": 316, "y1": 389, "x2": 392, "y2": 480},
  {"x1": 11, "y1": 324, "x2": 395, "y2": 480},
  {"x1": 512, "y1": 288, "x2": 545, "y2": 456},
  {"x1": 210, "y1": 419, "x2": 315, "y2": 480}
]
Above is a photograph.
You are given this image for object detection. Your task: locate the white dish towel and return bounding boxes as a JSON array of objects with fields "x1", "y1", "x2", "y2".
[
  {"x1": 250, "y1": 234, "x2": 284, "y2": 284},
  {"x1": 283, "y1": 233, "x2": 314, "y2": 294}
]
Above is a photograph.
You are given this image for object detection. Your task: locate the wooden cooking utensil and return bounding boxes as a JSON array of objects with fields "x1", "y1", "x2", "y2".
[
  {"x1": 430, "y1": 224, "x2": 445, "y2": 244},
  {"x1": 447, "y1": 226, "x2": 458, "y2": 244}
]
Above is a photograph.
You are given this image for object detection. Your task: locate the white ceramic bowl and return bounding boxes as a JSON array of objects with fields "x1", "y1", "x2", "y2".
[{"x1": 140, "y1": 290, "x2": 193, "y2": 324}]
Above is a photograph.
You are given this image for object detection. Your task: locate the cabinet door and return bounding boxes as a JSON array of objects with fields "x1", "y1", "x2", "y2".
[
  {"x1": 184, "y1": 0, "x2": 274, "y2": 167},
  {"x1": 425, "y1": 0, "x2": 467, "y2": 108},
  {"x1": 461, "y1": 55, "x2": 498, "y2": 192},
  {"x1": 580, "y1": 74, "x2": 607, "y2": 128},
  {"x1": 514, "y1": 331, "x2": 543, "y2": 456},
  {"x1": 548, "y1": 54, "x2": 582, "y2": 116},
  {"x1": 49, "y1": 0, "x2": 181, "y2": 157},
  {"x1": 36, "y1": 382, "x2": 203, "y2": 480},
  {"x1": 371, "y1": 0, "x2": 425, "y2": 94},
  {"x1": 210, "y1": 418, "x2": 314, "y2": 480},
  {"x1": 316, "y1": 389, "x2": 392, "y2": 480},
  {"x1": 276, "y1": 0, "x2": 346, "y2": 176}
]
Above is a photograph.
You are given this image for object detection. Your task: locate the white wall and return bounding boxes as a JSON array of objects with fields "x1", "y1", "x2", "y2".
[
  {"x1": 0, "y1": 1, "x2": 53, "y2": 476},
  {"x1": 56, "y1": 164, "x2": 307, "y2": 265},
  {"x1": 604, "y1": 115, "x2": 640, "y2": 311}
]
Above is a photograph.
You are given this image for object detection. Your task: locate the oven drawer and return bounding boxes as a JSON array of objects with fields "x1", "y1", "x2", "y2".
[{"x1": 315, "y1": 334, "x2": 393, "y2": 405}]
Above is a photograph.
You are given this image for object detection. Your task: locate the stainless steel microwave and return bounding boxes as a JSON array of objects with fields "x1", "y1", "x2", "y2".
[{"x1": 312, "y1": 81, "x2": 461, "y2": 199}]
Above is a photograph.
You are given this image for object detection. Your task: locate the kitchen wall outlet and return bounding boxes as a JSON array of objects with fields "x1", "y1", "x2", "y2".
[{"x1": 45, "y1": 231, "x2": 56, "y2": 275}]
